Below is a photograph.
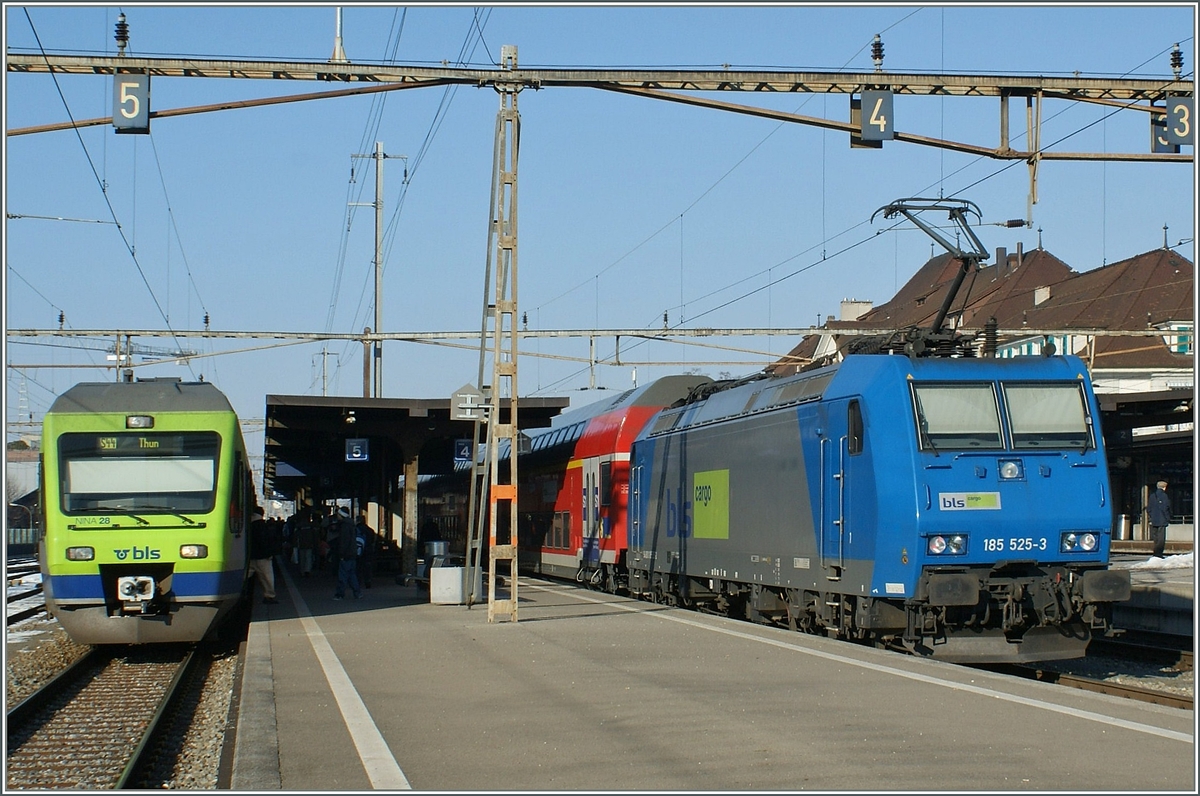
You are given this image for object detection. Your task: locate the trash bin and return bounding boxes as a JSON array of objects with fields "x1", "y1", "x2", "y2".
[
  {"x1": 430, "y1": 554, "x2": 472, "y2": 605},
  {"x1": 1115, "y1": 514, "x2": 1132, "y2": 541}
]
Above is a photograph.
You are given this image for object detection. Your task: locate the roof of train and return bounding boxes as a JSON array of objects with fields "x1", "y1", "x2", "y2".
[
  {"x1": 648, "y1": 353, "x2": 1094, "y2": 437},
  {"x1": 47, "y1": 379, "x2": 236, "y2": 416},
  {"x1": 537, "y1": 374, "x2": 714, "y2": 432}
]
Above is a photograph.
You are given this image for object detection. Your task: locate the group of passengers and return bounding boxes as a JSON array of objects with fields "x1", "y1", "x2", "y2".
[{"x1": 251, "y1": 504, "x2": 379, "y2": 603}]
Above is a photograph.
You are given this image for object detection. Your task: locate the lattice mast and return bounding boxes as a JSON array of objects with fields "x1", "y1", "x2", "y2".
[{"x1": 470, "y1": 45, "x2": 521, "y2": 622}]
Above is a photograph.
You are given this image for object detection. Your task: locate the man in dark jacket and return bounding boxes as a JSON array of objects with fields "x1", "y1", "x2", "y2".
[
  {"x1": 333, "y1": 506, "x2": 363, "y2": 600},
  {"x1": 355, "y1": 512, "x2": 378, "y2": 589},
  {"x1": 249, "y1": 509, "x2": 281, "y2": 604},
  {"x1": 1146, "y1": 480, "x2": 1172, "y2": 558}
]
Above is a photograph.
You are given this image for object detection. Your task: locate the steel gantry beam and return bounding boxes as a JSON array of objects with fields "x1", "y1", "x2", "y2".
[
  {"x1": 6, "y1": 51, "x2": 1193, "y2": 165},
  {"x1": 5, "y1": 52, "x2": 1190, "y2": 99}
]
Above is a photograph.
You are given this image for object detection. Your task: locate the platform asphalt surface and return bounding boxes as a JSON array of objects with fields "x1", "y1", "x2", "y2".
[{"x1": 231, "y1": 561, "x2": 1195, "y2": 792}]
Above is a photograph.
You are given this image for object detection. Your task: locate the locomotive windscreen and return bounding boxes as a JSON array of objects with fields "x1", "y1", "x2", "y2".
[
  {"x1": 911, "y1": 383, "x2": 1003, "y2": 449},
  {"x1": 1003, "y1": 383, "x2": 1093, "y2": 449},
  {"x1": 58, "y1": 431, "x2": 221, "y2": 513}
]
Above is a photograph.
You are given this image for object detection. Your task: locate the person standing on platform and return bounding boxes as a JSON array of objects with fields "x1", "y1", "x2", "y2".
[
  {"x1": 1146, "y1": 480, "x2": 1172, "y2": 558},
  {"x1": 355, "y1": 512, "x2": 378, "y2": 589},
  {"x1": 332, "y1": 506, "x2": 363, "y2": 600},
  {"x1": 295, "y1": 507, "x2": 320, "y2": 577},
  {"x1": 249, "y1": 509, "x2": 281, "y2": 604}
]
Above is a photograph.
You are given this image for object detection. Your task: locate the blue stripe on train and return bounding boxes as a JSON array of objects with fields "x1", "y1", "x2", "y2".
[{"x1": 48, "y1": 569, "x2": 246, "y2": 600}]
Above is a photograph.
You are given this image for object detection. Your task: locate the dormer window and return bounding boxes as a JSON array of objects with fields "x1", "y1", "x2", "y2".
[{"x1": 1158, "y1": 322, "x2": 1194, "y2": 355}]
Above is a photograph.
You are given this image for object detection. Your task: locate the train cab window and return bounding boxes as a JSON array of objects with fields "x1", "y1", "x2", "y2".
[
  {"x1": 57, "y1": 431, "x2": 221, "y2": 514},
  {"x1": 911, "y1": 384, "x2": 1003, "y2": 450},
  {"x1": 847, "y1": 400, "x2": 863, "y2": 455},
  {"x1": 1003, "y1": 383, "x2": 1092, "y2": 450}
]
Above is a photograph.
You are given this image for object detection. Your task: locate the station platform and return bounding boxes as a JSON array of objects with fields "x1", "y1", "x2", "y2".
[
  {"x1": 228, "y1": 556, "x2": 1194, "y2": 791},
  {"x1": 1110, "y1": 549, "x2": 1195, "y2": 637}
]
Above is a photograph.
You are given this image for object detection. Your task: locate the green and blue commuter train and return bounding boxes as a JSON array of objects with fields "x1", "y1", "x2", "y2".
[{"x1": 39, "y1": 378, "x2": 254, "y2": 644}]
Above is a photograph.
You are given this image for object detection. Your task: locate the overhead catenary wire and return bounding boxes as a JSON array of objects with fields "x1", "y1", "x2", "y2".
[
  {"x1": 19, "y1": 9, "x2": 199, "y2": 383},
  {"x1": 322, "y1": 7, "x2": 493, "y2": 395}
]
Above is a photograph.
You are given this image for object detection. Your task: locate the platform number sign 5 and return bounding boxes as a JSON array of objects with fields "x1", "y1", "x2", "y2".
[
  {"x1": 345, "y1": 438, "x2": 369, "y2": 462},
  {"x1": 860, "y1": 90, "x2": 895, "y2": 141},
  {"x1": 113, "y1": 72, "x2": 150, "y2": 134}
]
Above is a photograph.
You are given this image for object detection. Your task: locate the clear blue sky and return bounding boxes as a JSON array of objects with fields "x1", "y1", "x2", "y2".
[{"x1": 4, "y1": 3, "x2": 1196, "y2": 482}]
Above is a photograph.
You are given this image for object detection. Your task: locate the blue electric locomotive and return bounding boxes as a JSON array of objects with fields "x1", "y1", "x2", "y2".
[{"x1": 626, "y1": 353, "x2": 1132, "y2": 663}]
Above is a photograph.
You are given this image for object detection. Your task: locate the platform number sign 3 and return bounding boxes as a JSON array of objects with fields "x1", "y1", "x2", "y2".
[
  {"x1": 1152, "y1": 98, "x2": 1192, "y2": 153},
  {"x1": 113, "y1": 72, "x2": 150, "y2": 134}
]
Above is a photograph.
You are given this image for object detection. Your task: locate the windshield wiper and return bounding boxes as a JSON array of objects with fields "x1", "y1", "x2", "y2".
[{"x1": 137, "y1": 507, "x2": 199, "y2": 525}]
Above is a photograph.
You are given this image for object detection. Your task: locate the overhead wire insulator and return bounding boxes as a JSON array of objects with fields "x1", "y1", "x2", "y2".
[
  {"x1": 1171, "y1": 43, "x2": 1183, "y2": 80},
  {"x1": 872, "y1": 34, "x2": 884, "y2": 72},
  {"x1": 114, "y1": 13, "x2": 129, "y2": 56}
]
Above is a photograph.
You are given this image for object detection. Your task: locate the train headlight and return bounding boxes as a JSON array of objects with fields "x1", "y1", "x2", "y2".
[
  {"x1": 125, "y1": 414, "x2": 154, "y2": 429},
  {"x1": 65, "y1": 546, "x2": 95, "y2": 561},
  {"x1": 998, "y1": 459, "x2": 1024, "y2": 480},
  {"x1": 927, "y1": 534, "x2": 967, "y2": 555},
  {"x1": 1061, "y1": 532, "x2": 1100, "y2": 553},
  {"x1": 180, "y1": 544, "x2": 209, "y2": 559}
]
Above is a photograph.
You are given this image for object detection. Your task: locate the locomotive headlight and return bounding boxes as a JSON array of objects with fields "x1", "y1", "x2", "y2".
[
  {"x1": 180, "y1": 544, "x2": 209, "y2": 559},
  {"x1": 65, "y1": 546, "x2": 94, "y2": 561},
  {"x1": 998, "y1": 459, "x2": 1024, "y2": 480},
  {"x1": 1061, "y1": 532, "x2": 1099, "y2": 553},
  {"x1": 927, "y1": 534, "x2": 967, "y2": 555},
  {"x1": 125, "y1": 414, "x2": 154, "y2": 429}
]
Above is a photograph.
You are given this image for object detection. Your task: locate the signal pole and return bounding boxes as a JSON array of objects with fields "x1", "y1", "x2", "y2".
[{"x1": 350, "y1": 141, "x2": 405, "y2": 397}]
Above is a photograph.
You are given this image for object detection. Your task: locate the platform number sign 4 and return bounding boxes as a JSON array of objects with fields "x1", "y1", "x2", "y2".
[
  {"x1": 113, "y1": 72, "x2": 150, "y2": 134},
  {"x1": 860, "y1": 90, "x2": 895, "y2": 141}
]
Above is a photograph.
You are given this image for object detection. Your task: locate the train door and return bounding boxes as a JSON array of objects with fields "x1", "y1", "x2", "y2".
[
  {"x1": 819, "y1": 399, "x2": 862, "y2": 580},
  {"x1": 581, "y1": 457, "x2": 602, "y2": 565}
]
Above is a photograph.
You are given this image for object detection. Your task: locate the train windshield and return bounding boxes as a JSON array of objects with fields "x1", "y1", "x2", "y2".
[
  {"x1": 1003, "y1": 383, "x2": 1092, "y2": 449},
  {"x1": 57, "y1": 432, "x2": 221, "y2": 514},
  {"x1": 911, "y1": 384, "x2": 1003, "y2": 450}
]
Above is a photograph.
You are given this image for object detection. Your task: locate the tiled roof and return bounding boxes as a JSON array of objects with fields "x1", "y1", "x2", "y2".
[{"x1": 770, "y1": 247, "x2": 1194, "y2": 372}]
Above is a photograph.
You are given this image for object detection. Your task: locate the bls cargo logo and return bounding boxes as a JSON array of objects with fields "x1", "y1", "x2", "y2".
[
  {"x1": 939, "y1": 492, "x2": 1002, "y2": 511},
  {"x1": 113, "y1": 546, "x2": 162, "y2": 560},
  {"x1": 664, "y1": 469, "x2": 730, "y2": 539}
]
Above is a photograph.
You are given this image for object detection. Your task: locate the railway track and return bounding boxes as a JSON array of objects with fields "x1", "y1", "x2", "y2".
[
  {"x1": 6, "y1": 583, "x2": 46, "y2": 626},
  {"x1": 1091, "y1": 632, "x2": 1194, "y2": 672},
  {"x1": 1019, "y1": 665, "x2": 1194, "y2": 710},
  {"x1": 974, "y1": 631, "x2": 1194, "y2": 712},
  {"x1": 5, "y1": 644, "x2": 201, "y2": 789}
]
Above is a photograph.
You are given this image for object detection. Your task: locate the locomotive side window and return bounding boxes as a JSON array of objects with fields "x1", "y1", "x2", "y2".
[
  {"x1": 600, "y1": 460, "x2": 612, "y2": 506},
  {"x1": 911, "y1": 384, "x2": 1003, "y2": 450},
  {"x1": 58, "y1": 431, "x2": 221, "y2": 514},
  {"x1": 847, "y1": 400, "x2": 864, "y2": 455},
  {"x1": 1003, "y1": 383, "x2": 1093, "y2": 449}
]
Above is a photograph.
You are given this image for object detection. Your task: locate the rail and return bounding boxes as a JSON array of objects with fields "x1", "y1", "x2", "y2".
[{"x1": 5, "y1": 645, "x2": 200, "y2": 789}]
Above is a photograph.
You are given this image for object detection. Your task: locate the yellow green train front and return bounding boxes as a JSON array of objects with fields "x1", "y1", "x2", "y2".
[{"x1": 39, "y1": 379, "x2": 252, "y2": 644}]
